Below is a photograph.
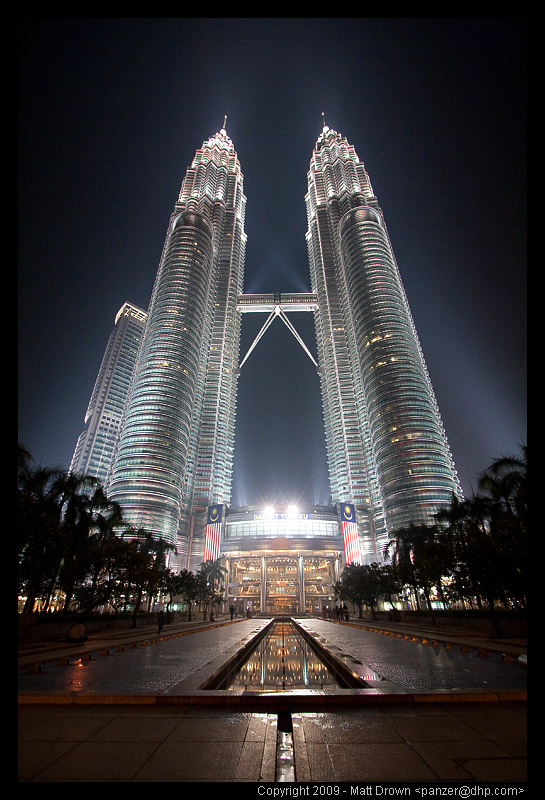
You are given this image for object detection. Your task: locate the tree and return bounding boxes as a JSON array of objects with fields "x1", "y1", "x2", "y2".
[
  {"x1": 18, "y1": 445, "x2": 127, "y2": 613},
  {"x1": 18, "y1": 457, "x2": 65, "y2": 612},
  {"x1": 176, "y1": 569, "x2": 199, "y2": 621},
  {"x1": 384, "y1": 523, "x2": 425, "y2": 611},
  {"x1": 69, "y1": 496, "x2": 138, "y2": 620},
  {"x1": 143, "y1": 535, "x2": 176, "y2": 612},
  {"x1": 448, "y1": 496, "x2": 509, "y2": 635},
  {"x1": 478, "y1": 446, "x2": 527, "y2": 522},
  {"x1": 58, "y1": 485, "x2": 125, "y2": 610},
  {"x1": 433, "y1": 446, "x2": 527, "y2": 635},
  {"x1": 120, "y1": 529, "x2": 174, "y2": 628},
  {"x1": 160, "y1": 570, "x2": 177, "y2": 615},
  {"x1": 197, "y1": 559, "x2": 226, "y2": 619},
  {"x1": 476, "y1": 446, "x2": 527, "y2": 609},
  {"x1": 335, "y1": 563, "x2": 385, "y2": 619},
  {"x1": 376, "y1": 562, "x2": 405, "y2": 612},
  {"x1": 72, "y1": 532, "x2": 132, "y2": 619},
  {"x1": 385, "y1": 521, "x2": 454, "y2": 621},
  {"x1": 18, "y1": 447, "x2": 100, "y2": 612}
]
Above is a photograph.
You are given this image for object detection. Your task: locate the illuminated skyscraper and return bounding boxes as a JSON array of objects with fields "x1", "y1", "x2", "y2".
[
  {"x1": 96, "y1": 120, "x2": 461, "y2": 584},
  {"x1": 106, "y1": 125, "x2": 246, "y2": 568},
  {"x1": 306, "y1": 121, "x2": 462, "y2": 561},
  {"x1": 69, "y1": 302, "x2": 147, "y2": 485}
]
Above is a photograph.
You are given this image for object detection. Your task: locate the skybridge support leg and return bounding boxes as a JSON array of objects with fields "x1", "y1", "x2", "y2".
[{"x1": 238, "y1": 305, "x2": 318, "y2": 371}]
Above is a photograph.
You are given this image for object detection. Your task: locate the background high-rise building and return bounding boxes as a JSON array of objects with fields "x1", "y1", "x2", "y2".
[{"x1": 69, "y1": 302, "x2": 147, "y2": 485}]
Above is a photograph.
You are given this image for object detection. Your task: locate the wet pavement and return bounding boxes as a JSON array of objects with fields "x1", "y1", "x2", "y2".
[
  {"x1": 18, "y1": 700, "x2": 527, "y2": 783},
  {"x1": 18, "y1": 618, "x2": 278, "y2": 699},
  {"x1": 295, "y1": 619, "x2": 527, "y2": 694},
  {"x1": 18, "y1": 616, "x2": 527, "y2": 698},
  {"x1": 18, "y1": 616, "x2": 527, "y2": 783},
  {"x1": 18, "y1": 704, "x2": 279, "y2": 782}
]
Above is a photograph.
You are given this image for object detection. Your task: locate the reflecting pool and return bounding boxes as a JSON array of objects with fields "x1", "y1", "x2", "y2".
[{"x1": 227, "y1": 620, "x2": 339, "y2": 691}]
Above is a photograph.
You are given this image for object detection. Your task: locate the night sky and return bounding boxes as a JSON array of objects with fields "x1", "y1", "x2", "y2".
[{"x1": 18, "y1": 18, "x2": 527, "y2": 508}]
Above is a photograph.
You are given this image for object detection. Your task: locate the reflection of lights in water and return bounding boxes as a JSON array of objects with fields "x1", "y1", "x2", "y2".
[{"x1": 229, "y1": 621, "x2": 339, "y2": 690}]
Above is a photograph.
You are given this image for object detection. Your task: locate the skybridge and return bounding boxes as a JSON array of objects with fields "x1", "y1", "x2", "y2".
[{"x1": 236, "y1": 292, "x2": 319, "y2": 370}]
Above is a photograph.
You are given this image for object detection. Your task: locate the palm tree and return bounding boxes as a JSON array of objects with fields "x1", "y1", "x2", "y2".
[
  {"x1": 479, "y1": 449, "x2": 526, "y2": 577},
  {"x1": 384, "y1": 521, "x2": 451, "y2": 619},
  {"x1": 72, "y1": 529, "x2": 130, "y2": 619},
  {"x1": 145, "y1": 540, "x2": 175, "y2": 612},
  {"x1": 119, "y1": 529, "x2": 175, "y2": 627},
  {"x1": 161, "y1": 570, "x2": 180, "y2": 617},
  {"x1": 434, "y1": 447, "x2": 527, "y2": 632},
  {"x1": 18, "y1": 459, "x2": 61, "y2": 611},
  {"x1": 476, "y1": 446, "x2": 527, "y2": 611},
  {"x1": 18, "y1": 446, "x2": 113, "y2": 612},
  {"x1": 197, "y1": 559, "x2": 226, "y2": 619},
  {"x1": 68, "y1": 494, "x2": 132, "y2": 618},
  {"x1": 58, "y1": 483, "x2": 123, "y2": 610},
  {"x1": 384, "y1": 523, "x2": 425, "y2": 611},
  {"x1": 477, "y1": 446, "x2": 527, "y2": 521},
  {"x1": 18, "y1": 448, "x2": 83, "y2": 612}
]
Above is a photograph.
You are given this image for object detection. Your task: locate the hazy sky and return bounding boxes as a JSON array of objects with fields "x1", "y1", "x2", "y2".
[{"x1": 18, "y1": 18, "x2": 527, "y2": 505}]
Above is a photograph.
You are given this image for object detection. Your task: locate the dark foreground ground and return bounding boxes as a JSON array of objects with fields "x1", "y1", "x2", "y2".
[{"x1": 18, "y1": 614, "x2": 527, "y2": 784}]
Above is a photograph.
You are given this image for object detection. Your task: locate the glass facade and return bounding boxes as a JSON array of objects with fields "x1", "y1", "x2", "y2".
[
  {"x1": 306, "y1": 124, "x2": 462, "y2": 561},
  {"x1": 69, "y1": 302, "x2": 147, "y2": 485},
  {"x1": 107, "y1": 128, "x2": 246, "y2": 567}
]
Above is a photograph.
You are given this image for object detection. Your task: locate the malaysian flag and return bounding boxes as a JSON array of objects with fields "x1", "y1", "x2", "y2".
[
  {"x1": 204, "y1": 504, "x2": 223, "y2": 561},
  {"x1": 340, "y1": 503, "x2": 362, "y2": 565}
]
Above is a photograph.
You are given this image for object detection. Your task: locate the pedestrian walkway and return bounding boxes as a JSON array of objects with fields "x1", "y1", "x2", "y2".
[
  {"x1": 18, "y1": 698, "x2": 526, "y2": 782},
  {"x1": 19, "y1": 704, "x2": 279, "y2": 782},
  {"x1": 342, "y1": 615, "x2": 527, "y2": 662},
  {"x1": 18, "y1": 613, "x2": 528, "y2": 677},
  {"x1": 18, "y1": 615, "x2": 248, "y2": 672},
  {"x1": 18, "y1": 615, "x2": 527, "y2": 783}
]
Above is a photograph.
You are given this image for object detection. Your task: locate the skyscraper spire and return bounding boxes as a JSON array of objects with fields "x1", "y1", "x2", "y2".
[{"x1": 222, "y1": 114, "x2": 228, "y2": 131}]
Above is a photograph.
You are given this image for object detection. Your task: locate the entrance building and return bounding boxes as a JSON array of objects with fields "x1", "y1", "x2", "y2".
[{"x1": 220, "y1": 505, "x2": 343, "y2": 615}]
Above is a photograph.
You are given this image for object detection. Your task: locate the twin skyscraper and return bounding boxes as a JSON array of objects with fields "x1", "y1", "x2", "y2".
[{"x1": 72, "y1": 121, "x2": 462, "y2": 572}]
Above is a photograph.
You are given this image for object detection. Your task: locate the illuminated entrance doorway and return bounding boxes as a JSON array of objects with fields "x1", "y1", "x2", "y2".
[
  {"x1": 265, "y1": 557, "x2": 299, "y2": 615},
  {"x1": 225, "y1": 545, "x2": 340, "y2": 616}
]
